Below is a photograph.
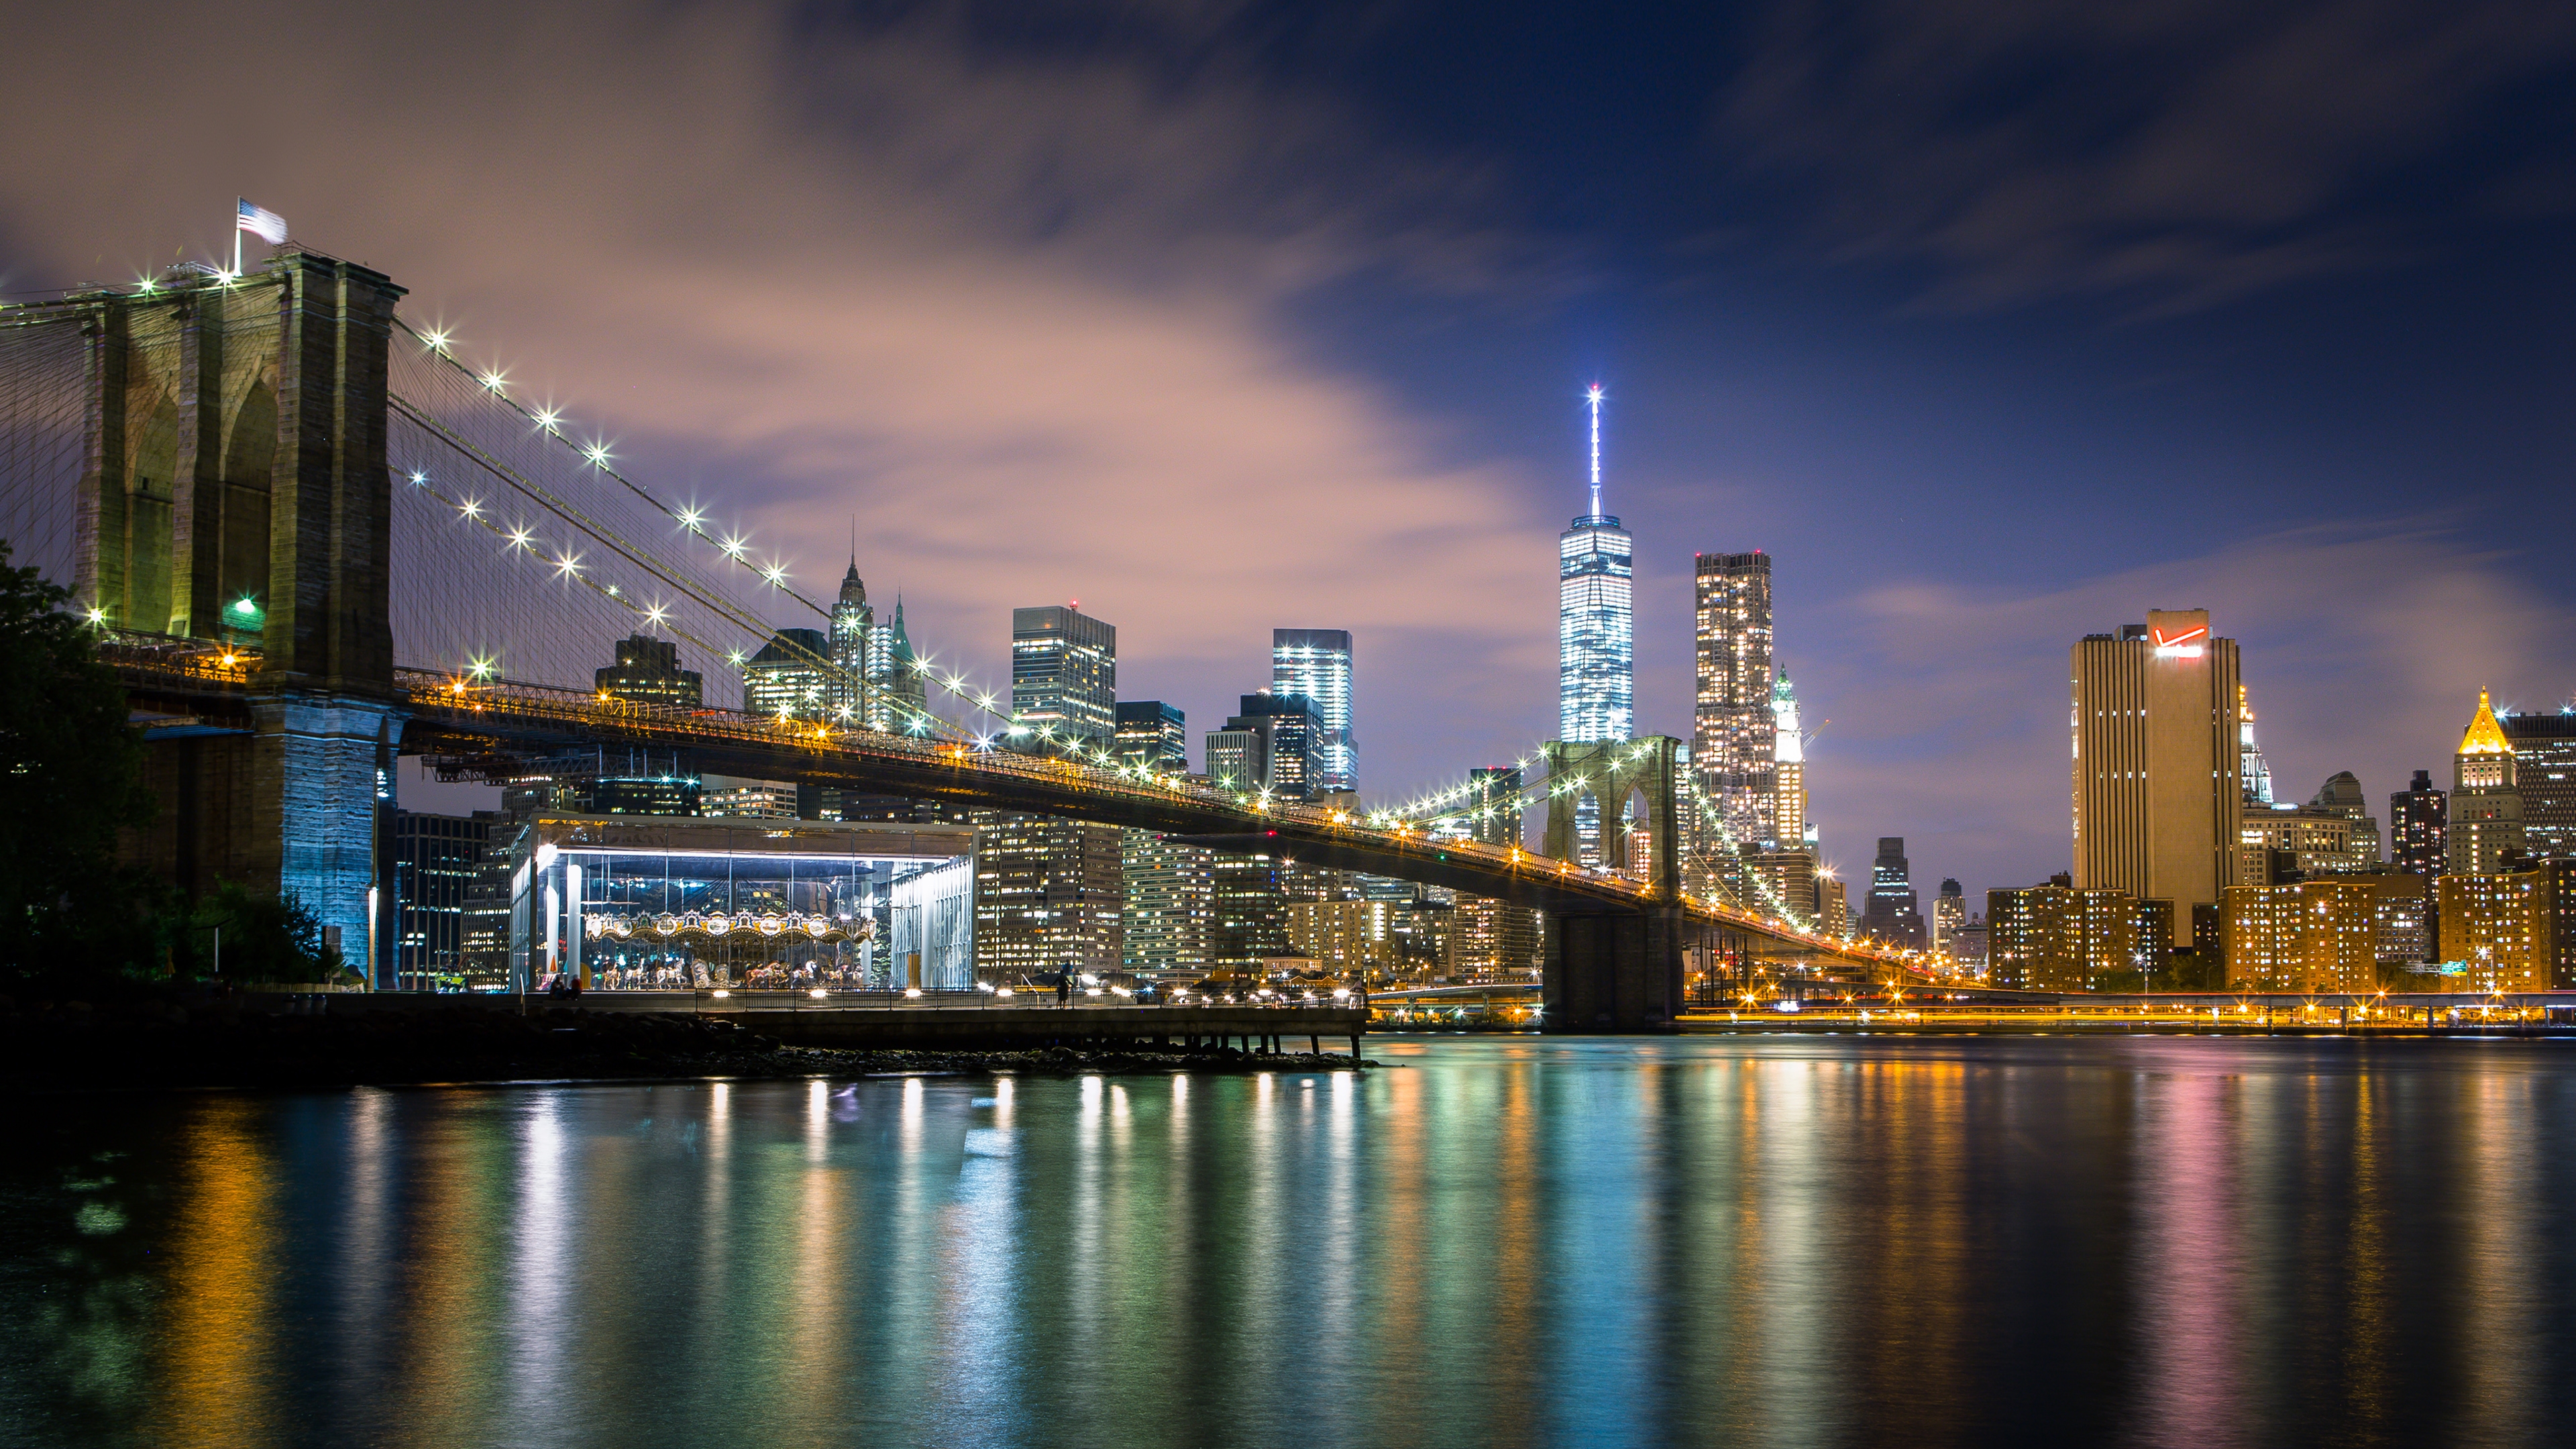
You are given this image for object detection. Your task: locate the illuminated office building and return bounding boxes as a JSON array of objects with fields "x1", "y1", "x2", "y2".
[
  {"x1": 1931, "y1": 879, "x2": 1966, "y2": 955},
  {"x1": 1114, "y1": 701, "x2": 1188, "y2": 773},
  {"x1": 2070, "y1": 609, "x2": 2243, "y2": 923},
  {"x1": 2448, "y1": 690, "x2": 2524, "y2": 876},
  {"x1": 1456, "y1": 765, "x2": 1540, "y2": 976},
  {"x1": 392, "y1": 810, "x2": 494, "y2": 986},
  {"x1": 596, "y1": 634, "x2": 703, "y2": 708},
  {"x1": 1273, "y1": 630, "x2": 1355, "y2": 792},
  {"x1": 2390, "y1": 770, "x2": 2448, "y2": 877},
  {"x1": 1815, "y1": 872, "x2": 1848, "y2": 937},
  {"x1": 1205, "y1": 693, "x2": 1324, "y2": 800},
  {"x1": 2239, "y1": 686, "x2": 2273, "y2": 805},
  {"x1": 2221, "y1": 879, "x2": 2378, "y2": 993},
  {"x1": 1560, "y1": 387, "x2": 1633, "y2": 750},
  {"x1": 2502, "y1": 709, "x2": 2576, "y2": 858},
  {"x1": 1693, "y1": 551, "x2": 1774, "y2": 848},
  {"x1": 1010, "y1": 604, "x2": 1116, "y2": 749},
  {"x1": 828, "y1": 562, "x2": 877, "y2": 726},
  {"x1": 742, "y1": 627, "x2": 832, "y2": 721},
  {"x1": 1770, "y1": 674, "x2": 1810, "y2": 851},
  {"x1": 1860, "y1": 837, "x2": 1926, "y2": 949}
]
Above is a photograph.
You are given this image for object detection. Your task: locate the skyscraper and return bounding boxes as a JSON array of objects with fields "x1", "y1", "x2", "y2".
[
  {"x1": 1114, "y1": 701, "x2": 1187, "y2": 773},
  {"x1": 1693, "y1": 551, "x2": 1774, "y2": 847},
  {"x1": 1769, "y1": 673, "x2": 1809, "y2": 851},
  {"x1": 742, "y1": 627, "x2": 832, "y2": 720},
  {"x1": 2448, "y1": 689, "x2": 2524, "y2": 876},
  {"x1": 1931, "y1": 878, "x2": 1966, "y2": 955},
  {"x1": 1560, "y1": 386, "x2": 1633, "y2": 745},
  {"x1": 1010, "y1": 604, "x2": 1116, "y2": 749},
  {"x1": 973, "y1": 812, "x2": 1123, "y2": 979},
  {"x1": 1121, "y1": 830, "x2": 1212, "y2": 975},
  {"x1": 1273, "y1": 629, "x2": 1355, "y2": 793},
  {"x1": 879, "y1": 598, "x2": 930, "y2": 731},
  {"x1": 1860, "y1": 837, "x2": 1926, "y2": 949},
  {"x1": 596, "y1": 633, "x2": 702, "y2": 707},
  {"x1": 2390, "y1": 769, "x2": 2448, "y2": 877},
  {"x1": 1204, "y1": 694, "x2": 1325, "y2": 800},
  {"x1": 2239, "y1": 685, "x2": 2273, "y2": 805},
  {"x1": 829, "y1": 562, "x2": 875, "y2": 725},
  {"x1": 2501, "y1": 708, "x2": 2576, "y2": 858},
  {"x1": 2070, "y1": 609, "x2": 2244, "y2": 923}
]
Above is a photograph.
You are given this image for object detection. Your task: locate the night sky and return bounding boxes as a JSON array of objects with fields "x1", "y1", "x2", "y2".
[{"x1": 5, "y1": 1, "x2": 2573, "y2": 903}]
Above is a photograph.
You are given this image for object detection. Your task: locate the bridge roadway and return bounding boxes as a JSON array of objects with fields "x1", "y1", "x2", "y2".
[{"x1": 109, "y1": 643, "x2": 1895, "y2": 965}]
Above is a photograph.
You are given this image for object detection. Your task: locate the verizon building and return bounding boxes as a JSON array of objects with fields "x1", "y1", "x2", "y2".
[{"x1": 2070, "y1": 609, "x2": 2244, "y2": 927}]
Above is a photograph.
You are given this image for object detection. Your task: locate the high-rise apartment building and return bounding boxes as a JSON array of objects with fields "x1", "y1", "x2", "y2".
[
  {"x1": 1114, "y1": 701, "x2": 1188, "y2": 773},
  {"x1": 1456, "y1": 765, "x2": 1541, "y2": 976},
  {"x1": 1272, "y1": 629, "x2": 1355, "y2": 793},
  {"x1": 973, "y1": 812, "x2": 1124, "y2": 980},
  {"x1": 2222, "y1": 879, "x2": 2379, "y2": 993},
  {"x1": 2448, "y1": 690, "x2": 2524, "y2": 876},
  {"x1": 596, "y1": 634, "x2": 703, "y2": 708},
  {"x1": 2436, "y1": 868, "x2": 2553, "y2": 993},
  {"x1": 1860, "y1": 837, "x2": 1926, "y2": 949},
  {"x1": 1988, "y1": 875, "x2": 2164, "y2": 991},
  {"x1": 2070, "y1": 610, "x2": 2243, "y2": 922},
  {"x1": 2501, "y1": 710, "x2": 2576, "y2": 858},
  {"x1": 742, "y1": 627, "x2": 832, "y2": 720},
  {"x1": 1931, "y1": 879, "x2": 1966, "y2": 955},
  {"x1": 1121, "y1": 830, "x2": 1212, "y2": 975},
  {"x1": 1560, "y1": 389, "x2": 1633, "y2": 746},
  {"x1": 1693, "y1": 551, "x2": 1774, "y2": 849},
  {"x1": 1209, "y1": 849, "x2": 1293, "y2": 969},
  {"x1": 1205, "y1": 693, "x2": 1324, "y2": 800},
  {"x1": 2391, "y1": 770, "x2": 2448, "y2": 876},
  {"x1": 1010, "y1": 604, "x2": 1116, "y2": 748}
]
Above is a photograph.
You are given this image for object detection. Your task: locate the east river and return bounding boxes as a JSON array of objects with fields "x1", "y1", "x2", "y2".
[{"x1": 7, "y1": 1035, "x2": 2576, "y2": 1448}]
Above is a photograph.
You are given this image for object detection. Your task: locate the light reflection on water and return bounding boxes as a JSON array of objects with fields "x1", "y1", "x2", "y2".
[{"x1": 6, "y1": 1036, "x2": 2576, "y2": 1448}]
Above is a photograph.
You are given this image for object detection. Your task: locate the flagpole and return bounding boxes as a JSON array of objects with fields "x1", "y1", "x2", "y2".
[{"x1": 233, "y1": 197, "x2": 241, "y2": 278}]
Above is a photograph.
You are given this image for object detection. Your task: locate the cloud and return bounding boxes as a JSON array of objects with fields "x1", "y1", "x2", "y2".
[
  {"x1": 1722, "y1": 0, "x2": 2576, "y2": 312},
  {"x1": 0, "y1": 0, "x2": 1562, "y2": 792},
  {"x1": 1797, "y1": 520, "x2": 2571, "y2": 901}
]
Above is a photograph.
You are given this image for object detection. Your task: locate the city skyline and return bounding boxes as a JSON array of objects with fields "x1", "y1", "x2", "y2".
[{"x1": 22, "y1": 3, "x2": 2576, "y2": 911}]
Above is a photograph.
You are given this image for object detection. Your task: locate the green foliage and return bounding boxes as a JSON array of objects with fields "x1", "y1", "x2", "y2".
[
  {"x1": 0, "y1": 541, "x2": 161, "y2": 985},
  {"x1": 184, "y1": 881, "x2": 350, "y2": 985}
]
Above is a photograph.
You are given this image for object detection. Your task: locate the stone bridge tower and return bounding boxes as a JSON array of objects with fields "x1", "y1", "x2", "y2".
[
  {"x1": 70, "y1": 248, "x2": 407, "y2": 980},
  {"x1": 1540, "y1": 736, "x2": 1686, "y2": 1030}
]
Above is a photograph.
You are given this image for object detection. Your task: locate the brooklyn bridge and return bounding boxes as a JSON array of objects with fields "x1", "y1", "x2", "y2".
[{"x1": 0, "y1": 244, "x2": 1920, "y2": 1030}]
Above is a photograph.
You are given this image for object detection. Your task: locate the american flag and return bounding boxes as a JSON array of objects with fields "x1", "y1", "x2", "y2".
[{"x1": 236, "y1": 199, "x2": 288, "y2": 246}]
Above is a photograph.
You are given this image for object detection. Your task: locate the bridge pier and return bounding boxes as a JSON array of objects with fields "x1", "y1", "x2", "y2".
[{"x1": 1543, "y1": 904, "x2": 1686, "y2": 1032}]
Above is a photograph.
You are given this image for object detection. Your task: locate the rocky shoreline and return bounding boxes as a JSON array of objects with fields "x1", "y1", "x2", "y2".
[{"x1": 2, "y1": 997, "x2": 1375, "y2": 1093}]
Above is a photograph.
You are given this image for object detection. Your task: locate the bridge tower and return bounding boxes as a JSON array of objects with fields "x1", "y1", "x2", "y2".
[
  {"x1": 71, "y1": 250, "x2": 408, "y2": 981},
  {"x1": 1540, "y1": 736, "x2": 1687, "y2": 1030}
]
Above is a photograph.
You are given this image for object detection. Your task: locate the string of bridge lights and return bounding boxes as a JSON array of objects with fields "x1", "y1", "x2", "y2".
[{"x1": 394, "y1": 318, "x2": 1033, "y2": 741}]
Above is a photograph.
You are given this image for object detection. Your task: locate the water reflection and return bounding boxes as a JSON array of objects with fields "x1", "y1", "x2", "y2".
[{"x1": 7, "y1": 1038, "x2": 2576, "y2": 1448}]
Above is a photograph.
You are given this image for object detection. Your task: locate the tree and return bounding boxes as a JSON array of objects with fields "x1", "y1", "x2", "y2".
[
  {"x1": 0, "y1": 541, "x2": 158, "y2": 984},
  {"x1": 188, "y1": 881, "x2": 348, "y2": 984}
]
